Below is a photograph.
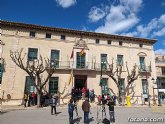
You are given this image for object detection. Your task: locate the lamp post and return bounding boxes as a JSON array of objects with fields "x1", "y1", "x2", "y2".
[
  {"x1": 157, "y1": 78, "x2": 161, "y2": 106},
  {"x1": 151, "y1": 78, "x2": 156, "y2": 105},
  {"x1": 100, "y1": 61, "x2": 104, "y2": 95},
  {"x1": 146, "y1": 72, "x2": 150, "y2": 107}
]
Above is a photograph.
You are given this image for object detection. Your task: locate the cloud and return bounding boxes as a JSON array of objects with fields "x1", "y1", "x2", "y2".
[
  {"x1": 55, "y1": 0, "x2": 76, "y2": 8},
  {"x1": 136, "y1": 18, "x2": 158, "y2": 37},
  {"x1": 89, "y1": 0, "x2": 142, "y2": 34},
  {"x1": 88, "y1": 7, "x2": 106, "y2": 22},
  {"x1": 124, "y1": 13, "x2": 165, "y2": 38},
  {"x1": 155, "y1": 49, "x2": 165, "y2": 55},
  {"x1": 153, "y1": 27, "x2": 165, "y2": 36}
]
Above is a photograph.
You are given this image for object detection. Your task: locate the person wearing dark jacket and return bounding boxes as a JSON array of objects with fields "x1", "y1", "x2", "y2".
[
  {"x1": 50, "y1": 95, "x2": 57, "y2": 115},
  {"x1": 107, "y1": 98, "x2": 115, "y2": 123},
  {"x1": 82, "y1": 98, "x2": 91, "y2": 124},
  {"x1": 68, "y1": 99, "x2": 75, "y2": 124}
]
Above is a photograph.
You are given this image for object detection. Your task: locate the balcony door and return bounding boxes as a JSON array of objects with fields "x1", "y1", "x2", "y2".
[
  {"x1": 51, "y1": 50, "x2": 60, "y2": 68},
  {"x1": 139, "y1": 57, "x2": 145, "y2": 70},
  {"x1": 76, "y1": 52, "x2": 86, "y2": 68}
]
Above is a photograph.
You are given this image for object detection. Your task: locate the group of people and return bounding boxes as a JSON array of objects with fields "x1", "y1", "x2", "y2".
[
  {"x1": 68, "y1": 91, "x2": 116, "y2": 124},
  {"x1": 68, "y1": 97, "x2": 91, "y2": 124},
  {"x1": 24, "y1": 92, "x2": 37, "y2": 107},
  {"x1": 71, "y1": 87, "x2": 95, "y2": 102},
  {"x1": 24, "y1": 89, "x2": 116, "y2": 124},
  {"x1": 24, "y1": 92, "x2": 53, "y2": 107}
]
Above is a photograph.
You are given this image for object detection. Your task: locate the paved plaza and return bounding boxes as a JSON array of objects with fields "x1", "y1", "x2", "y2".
[{"x1": 0, "y1": 104, "x2": 165, "y2": 124}]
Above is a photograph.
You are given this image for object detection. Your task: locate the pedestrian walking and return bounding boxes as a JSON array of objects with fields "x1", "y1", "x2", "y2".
[
  {"x1": 82, "y1": 98, "x2": 91, "y2": 124},
  {"x1": 107, "y1": 98, "x2": 115, "y2": 123},
  {"x1": 24, "y1": 92, "x2": 28, "y2": 107},
  {"x1": 50, "y1": 95, "x2": 57, "y2": 115},
  {"x1": 68, "y1": 99, "x2": 75, "y2": 124}
]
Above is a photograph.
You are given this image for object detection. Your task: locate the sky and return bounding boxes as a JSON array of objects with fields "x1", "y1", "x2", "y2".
[{"x1": 0, "y1": 0, "x2": 165, "y2": 55}]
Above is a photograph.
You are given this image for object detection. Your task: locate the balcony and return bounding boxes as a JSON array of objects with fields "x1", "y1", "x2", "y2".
[
  {"x1": 157, "y1": 72, "x2": 165, "y2": 77},
  {"x1": 139, "y1": 65, "x2": 151, "y2": 73},
  {"x1": 54, "y1": 61, "x2": 110, "y2": 71}
]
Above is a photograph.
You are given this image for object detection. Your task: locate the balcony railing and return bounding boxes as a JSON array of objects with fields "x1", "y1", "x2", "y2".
[
  {"x1": 54, "y1": 61, "x2": 110, "y2": 71},
  {"x1": 139, "y1": 65, "x2": 151, "y2": 72},
  {"x1": 157, "y1": 72, "x2": 165, "y2": 77}
]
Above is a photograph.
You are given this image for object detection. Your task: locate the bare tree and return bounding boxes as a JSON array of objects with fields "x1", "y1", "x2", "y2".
[
  {"x1": 105, "y1": 59, "x2": 140, "y2": 105},
  {"x1": 125, "y1": 62, "x2": 140, "y2": 96},
  {"x1": 10, "y1": 49, "x2": 56, "y2": 106}
]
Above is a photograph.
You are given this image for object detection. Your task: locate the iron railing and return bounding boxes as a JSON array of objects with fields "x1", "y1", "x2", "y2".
[
  {"x1": 54, "y1": 61, "x2": 111, "y2": 71},
  {"x1": 139, "y1": 65, "x2": 151, "y2": 72}
]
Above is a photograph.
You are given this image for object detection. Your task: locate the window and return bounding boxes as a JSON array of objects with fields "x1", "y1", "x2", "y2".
[
  {"x1": 76, "y1": 52, "x2": 86, "y2": 68},
  {"x1": 107, "y1": 40, "x2": 111, "y2": 45},
  {"x1": 162, "y1": 67, "x2": 165, "y2": 75},
  {"x1": 119, "y1": 78, "x2": 125, "y2": 93},
  {"x1": 29, "y1": 31, "x2": 35, "y2": 37},
  {"x1": 50, "y1": 50, "x2": 60, "y2": 68},
  {"x1": 25, "y1": 76, "x2": 35, "y2": 93},
  {"x1": 28, "y1": 48, "x2": 38, "y2": 61},
  {"x1": 101, "y1": 54, "x2": 107, "y2": 69},
  {"x1": 101, "y1": 78, "x2": 108, "y2": 95},
  {"x1": 117, "y1": 55, "x2": 123, "y2": 65},
  {"x1": 119, "y1": 41, "x2": 123, "y2": 46},
  {"x1": 46, "y1": 33, "x2": 51, "y2": 39},
  {"x1": 139, "y1": 57, "x2": 145, "y2": 71},
  {"x1": 139, "y1": 44, "x2": 143, "y2": 48},
  {"x1": 0, "y1": 63, "x2": 3, "y2": 84},
  {"x1": 49, "y1": 77, "x2": 58, "y2": 94},
  {"x1": 142, "y1": 79, "x2": 147, "y2": 94},
  {"x1": 96, "y1": 39, "x2": 100, "y2": 44},
  {"x1": 61, "y1": 35, "x2": 65, "y2": 40}
]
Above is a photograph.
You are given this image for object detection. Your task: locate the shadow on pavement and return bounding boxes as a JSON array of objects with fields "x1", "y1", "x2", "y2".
[
  {"x1": 72, "y1": 117, "x2": 82, "y2": 124},
  {"x1": 89, "y1": 117, "x2": 94, "y2": 123},
  {"x1": 0, "y1": 111, "x2": 8, "y2": 115},
  {"x1": 56, "y1": 111, "x2": 62, "y2": 115}
]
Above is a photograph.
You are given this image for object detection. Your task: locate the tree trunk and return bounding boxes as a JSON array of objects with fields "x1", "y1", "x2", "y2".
[
  {"x1": 37, "y1": 92, "x2": 41, "y2": 107},
  {"x1": 118, "y1": 90, "x2": 122, "y2": 105}
]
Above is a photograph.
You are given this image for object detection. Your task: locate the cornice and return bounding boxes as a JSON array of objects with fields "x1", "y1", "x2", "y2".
[{"x1": 0, "y1": 20, "x2": 157, "y2": 44}]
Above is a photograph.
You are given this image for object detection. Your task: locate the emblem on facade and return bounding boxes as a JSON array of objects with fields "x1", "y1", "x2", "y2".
[{"x1": 74, "y1": 37, "x2": 88, "y2": 49}]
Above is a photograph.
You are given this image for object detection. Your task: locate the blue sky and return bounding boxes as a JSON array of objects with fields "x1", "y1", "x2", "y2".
[{"x1": 1, "y1": 0, "x2": 165, "y2": 54}]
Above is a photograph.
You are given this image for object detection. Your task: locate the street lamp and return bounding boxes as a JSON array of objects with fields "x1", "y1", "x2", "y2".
[
  {"x1": 100, "y1": 61, "x2": 105, "y2": 94},
  {"x1": 151, "y1": 78, "x2": 156, "y2": 105},
  {"x1": 157, "y1": 78, "x2": 161, "y2": 106}
]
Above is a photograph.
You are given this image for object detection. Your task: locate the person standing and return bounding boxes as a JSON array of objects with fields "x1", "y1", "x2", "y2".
[
  {"x1": 82, "y1": 87, "x2": 86, "y2": 100},
  {"x1": 97, "y1": 95, "x2": 102, "y2": 105},
  {"x1": 28, "y1": 93, "x2": 32, "y2": 107},
  {"x1": 68, "y1": 99, "x2": 75, "y2": 124},
  {"x1": 50, "y1": 95, "x2": 57, "y2": 115},
  {"x1": 24, "y1": 92, "x2": 28, "y2": 107},
  {"x1": 82, "y1": 98, "x2": 91, "y2": 124},
  {"x1": 107, "y1": 98, "x2": 115, "y2": 123},
  {"x1": 31, "y1": 92, "x2": 35, "y2": 106}
]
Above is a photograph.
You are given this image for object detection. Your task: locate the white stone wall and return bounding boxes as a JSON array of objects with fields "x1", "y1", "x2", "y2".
[{"x1": 0, "y1": 27, "x2": 156, "y2": 105}]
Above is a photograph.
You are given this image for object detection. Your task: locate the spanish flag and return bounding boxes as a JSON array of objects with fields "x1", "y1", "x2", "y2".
[
  {"x1": 68, "y1": 69, "x2": 73, "y2": 86},
  {"x1": 79, "y1": 48, "x2": 85, "y2": 56}
]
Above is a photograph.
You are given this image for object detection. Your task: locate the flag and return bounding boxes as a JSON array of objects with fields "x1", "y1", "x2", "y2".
[
  {"x1": 79, "y1": 48, "x2": 85, "y2": 56},
  {"x1": 70, "y1": 49, "x2": 74, "y2": 59},
  {"x1": 68, "y1": 69, "x2": 73, "y2": 86}
]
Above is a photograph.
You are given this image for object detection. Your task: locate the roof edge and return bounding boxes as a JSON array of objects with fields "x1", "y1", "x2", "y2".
[{"x1": 0, "y1": 20, "x2": 157, "y2": 43}]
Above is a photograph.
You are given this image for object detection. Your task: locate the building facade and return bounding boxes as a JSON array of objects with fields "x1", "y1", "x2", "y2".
[
  {"x1": 155, "y1": 54, "x2": 165, "y2": 104},
  {"x1": 0, "y1": 20, "x2": 157, "y2": 105}
]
